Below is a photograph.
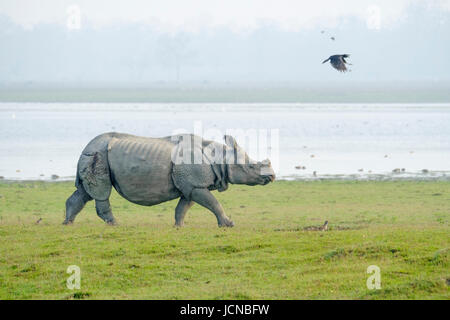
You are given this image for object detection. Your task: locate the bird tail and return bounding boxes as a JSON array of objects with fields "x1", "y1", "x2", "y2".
[{"x1": 322, "y1": 58, "x2": 330, "y2": 64}]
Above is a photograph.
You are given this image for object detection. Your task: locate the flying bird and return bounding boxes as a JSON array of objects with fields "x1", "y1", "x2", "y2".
[
  {"x1": 322, "y1": 54, "x2": 352, "y2": 72},
  {"x1": 330, "y1": 36, "x2": 335, "y2": 41}
]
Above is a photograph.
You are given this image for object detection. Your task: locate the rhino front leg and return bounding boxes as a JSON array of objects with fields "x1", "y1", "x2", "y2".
[
  {"x1": 174, "y1": 197, "x2": 194, "y2": 227},
  {"x1": 95, "y1": 199, "x2": 116, "y2": 225},
  {"x1": 191, "y1": 188, "x2": 234, "y2": 227},
  {"x1": 63, "y1": 188, "x2": 92, "y2": 225}
]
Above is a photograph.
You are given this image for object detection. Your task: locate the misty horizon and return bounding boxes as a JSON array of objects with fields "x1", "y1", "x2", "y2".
[{"x1": 1, "y1": 1, "x2": 450, "y2": 87}]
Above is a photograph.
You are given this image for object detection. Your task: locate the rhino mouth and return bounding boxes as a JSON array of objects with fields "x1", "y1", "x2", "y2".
[
  {"x1": 259, "y1": 166, "x2": 275, "y2": 185},
  {"x1": 261, "y1": 174, "x2": 275, "y2": 185}
]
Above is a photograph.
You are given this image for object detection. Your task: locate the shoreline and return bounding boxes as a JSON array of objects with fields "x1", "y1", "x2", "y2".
[
  {"x1": 1, "y1": 84, "x2": 450, "y2": 103},
  {"x1": 1, "y1": 171, "x2": 450, "y2": 183}
]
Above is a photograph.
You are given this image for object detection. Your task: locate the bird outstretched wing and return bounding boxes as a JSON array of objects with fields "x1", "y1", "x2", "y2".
[{"x1": 342, "y1": 54, "x2": 351, "y2": 64}]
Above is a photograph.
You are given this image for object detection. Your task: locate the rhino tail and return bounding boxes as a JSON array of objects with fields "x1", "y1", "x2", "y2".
[{"x1": 75, "y1": 162, "x2": 81, "y2": 189}]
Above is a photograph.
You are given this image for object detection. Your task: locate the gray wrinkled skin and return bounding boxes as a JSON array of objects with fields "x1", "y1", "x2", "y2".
[{"x1": 64, "y1": 132, "x2": 275, "y2": 227}]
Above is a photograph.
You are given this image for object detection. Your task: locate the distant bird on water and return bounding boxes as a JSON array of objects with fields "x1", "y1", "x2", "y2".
[{"x1": 322, "y1": 54, "x2": 352, "y2": 72}]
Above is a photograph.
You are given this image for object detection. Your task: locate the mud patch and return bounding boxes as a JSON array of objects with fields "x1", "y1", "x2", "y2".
[
  {"x1": 274, "y1": 227, "x2": 301, "y2": 232},
  {"x1": 206, "y1": 243, "x2": 271, "y2": 254},
  {"x1": 363, "y1": 279, "x2": 446, "y2": 298},
  {"x1": 323, "y1": 248, "x2": 346, "y2": 260},
  {"x1": 65, "y1": 292, "x2": 91, "y2": 300},
  {"x1": 40, "y1": 250, "x2": 61, "y2": 258},
  {"x1": 19, "y1": 264, "x2": 37, "y2": 273},
  {"x1": 322, "y1": 245, "x2": 405, "y2": 261},
  {"x1": 333, "y1": 224, "x2": 367, "y2": 231},
  {"x1": 303, "y1": 225, "x2": 326, "y2": 231},
  {"x1": 274, "y1": 223, "x2": 366, "y2": 232},
  {"x1": 427, "y1": 248, "x2": 449, "y2": 266},
  {"x1": 208, "y1": 245, "x2": 240, "y2": 254}
]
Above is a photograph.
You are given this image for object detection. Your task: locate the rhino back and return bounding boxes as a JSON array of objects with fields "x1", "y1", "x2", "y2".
[{"x1": 107, "y1": 136, "x2": 181, "y2": 206}]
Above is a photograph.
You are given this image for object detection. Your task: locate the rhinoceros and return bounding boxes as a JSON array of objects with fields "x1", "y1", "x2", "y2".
[{"x1": 64, "y1": 132, "x2": 275, "y2": 227}]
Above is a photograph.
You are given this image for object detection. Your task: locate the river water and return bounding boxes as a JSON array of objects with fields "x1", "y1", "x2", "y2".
[{"x1": 1, "y1": 102, "x2": 449, "y2": 181}]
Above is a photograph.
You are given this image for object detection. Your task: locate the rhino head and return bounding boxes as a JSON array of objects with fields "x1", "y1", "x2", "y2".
[{"x1": 224, "y1": 135, "x2": 275, "y2": 186}]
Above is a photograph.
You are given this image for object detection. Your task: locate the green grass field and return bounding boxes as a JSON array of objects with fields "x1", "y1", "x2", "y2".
[{"x1": 0, "y1": 180, "x2": 448, "y2": 300}]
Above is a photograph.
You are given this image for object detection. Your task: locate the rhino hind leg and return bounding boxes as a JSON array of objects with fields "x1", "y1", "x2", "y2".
[
  {"x1": 95, "y1": 199, "x2": 116, "y2": 225},
  {"x1": 63, "y1": 187, "x2": 92, "y2": 225},
  {"x1": 174, "y1": 197, "x2": 194, "y2": 227},
  {"x1": 190, "y1": 189, "x2": 234, "y2": 227}
]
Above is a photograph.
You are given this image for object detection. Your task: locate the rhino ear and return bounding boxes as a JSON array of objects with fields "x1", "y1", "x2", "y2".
[
  {"x1": 211, "y1": 164, "x2": 229, "y2": 192},
  {"x1": 224, "y1": 135, "x2": 238, "y2": 149}
]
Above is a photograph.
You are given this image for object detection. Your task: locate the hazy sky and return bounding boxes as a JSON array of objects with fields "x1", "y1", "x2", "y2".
[
  {"x1": 0, "y1": 0, "x2": 449, "y2": 84},
  {"x1": 2, "y1": 0, "x2": 449, "y2": 31}
]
